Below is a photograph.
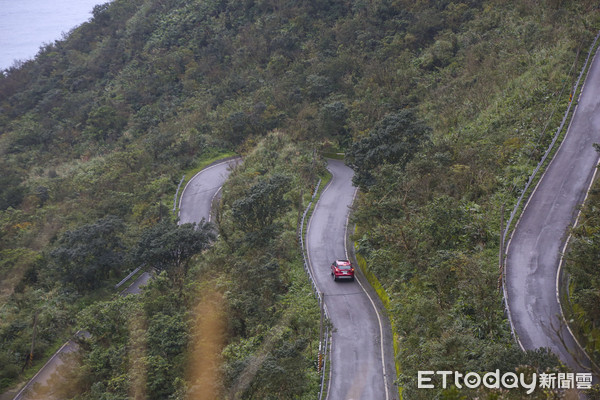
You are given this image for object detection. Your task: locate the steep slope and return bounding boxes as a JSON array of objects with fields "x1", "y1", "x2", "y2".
[{"x1": 1, "y1": 0, "x2": 600, "y2": 398}]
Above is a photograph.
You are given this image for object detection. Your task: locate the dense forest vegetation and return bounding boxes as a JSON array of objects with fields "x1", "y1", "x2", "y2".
[{"x1": 1, "y1": 0, "x2": 600, "y2": 398}]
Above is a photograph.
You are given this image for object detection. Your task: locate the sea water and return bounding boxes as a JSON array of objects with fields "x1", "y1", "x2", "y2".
[{"x1": 0, "y1": 0, "x2": 104, "y2": 70}]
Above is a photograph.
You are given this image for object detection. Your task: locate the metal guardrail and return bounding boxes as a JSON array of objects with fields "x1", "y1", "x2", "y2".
[
  {"x1": 114, "y1": 266, "x2": 142, "y2": 289},
  {"x1": 297, "y1": 178, "x2": 330, "y2": 400},
  {"x1": 299, "y1": 179, "x2": 322, "y2": 296},
  {"x1": 173, "y1": 174, "x2": 186, "y2": 213}
]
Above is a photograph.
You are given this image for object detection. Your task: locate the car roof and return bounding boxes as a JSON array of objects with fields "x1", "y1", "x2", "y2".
[{"x1": 335, "y1": 259, "x2": 351, "y2": 265}]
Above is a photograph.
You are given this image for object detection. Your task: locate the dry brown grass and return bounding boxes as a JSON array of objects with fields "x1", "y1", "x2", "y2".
[{"x1": 185, "y1": 287, "x2": 226, "y2": 400}]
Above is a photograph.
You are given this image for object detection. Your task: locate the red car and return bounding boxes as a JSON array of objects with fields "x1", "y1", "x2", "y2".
[{"x1": 331, "y1": 259, "x2": 354, "y2": 281}]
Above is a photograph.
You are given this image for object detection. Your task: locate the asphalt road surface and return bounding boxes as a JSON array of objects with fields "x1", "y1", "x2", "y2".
[
  {"x1": 9, "y1": 158, "x2": 239, "y2": 400},
  {"x1": 119, "y1": 271, "x2": 152, "y2": 296},
  {"x1": 306, "y1": 159, "x2": 397, "y2": 400},
  {"x1": 178, "y1": 157, "x2": 240, "y2": 225},
  {"x1": 8, "y1": 340, "x2": 80, "y2": 400},
  {"x1": 505, "y1": 51, "x2": 600, "y2": 377}
]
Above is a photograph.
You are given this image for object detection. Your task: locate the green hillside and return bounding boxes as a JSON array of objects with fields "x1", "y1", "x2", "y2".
[{"x1": 1, "y1": 0, "x2": 599, "y2": 398}]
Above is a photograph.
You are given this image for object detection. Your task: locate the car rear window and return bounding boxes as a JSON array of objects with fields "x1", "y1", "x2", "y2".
[{"x1": 337, "y1": 262, "x2": 352, "y2": 270}]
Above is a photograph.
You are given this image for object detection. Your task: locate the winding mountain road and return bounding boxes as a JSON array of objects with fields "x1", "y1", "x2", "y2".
[
  {"x1": 179, "y1": 157, "x2": 240, "y2": 225},
  {"x1": 306, "y1": 159, "x2": 397, "y2": 400},
  {"x1": 10, "y1": 157, "x2": 394, "y2": 399},
  {"x1": 9, "y1": 158, "x2": 239, "y2": 400},
  {"x1": 505, "y1": 49, "x2": 600, "y2": 377}
]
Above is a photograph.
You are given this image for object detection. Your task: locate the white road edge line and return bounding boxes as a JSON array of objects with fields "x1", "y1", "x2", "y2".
[
  {"x1": 305, "y1": 174, "x2": 334, "y2": 400},
  {"x1": 306, "y1": 162, "x2": 390, "y2": 400},
  {"x1": 504, "y1": 99, "x2": 581, "y2": 352},
  {"x1": 344, "y1": 187, "x2": 390, "y2": 400},
  {"x1": 178, "y1": 159, "x2": 236, "y2": 220},
  {"x1": 503, "y1": 34, "x2": 600, "y2": 355},
  {"x1": 13, "y1": 339, "x2": 75, "y2": 400},
  {"x1": 556, "y1": 155, "x2": 600, "y2": 372}
]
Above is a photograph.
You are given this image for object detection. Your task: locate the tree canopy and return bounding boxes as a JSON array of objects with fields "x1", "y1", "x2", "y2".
[
  {"x1": 232, "y1": 173, "x2": 292, "y2": 233},
  {"x1": 134, "y1": 220, "x2": 215, "y2": 287},
  {"x1": 345, "y1": 110, "x2": 431, "y2": 189},
  {"x1": 49, "y1": 215, "x2": 125, "y2": 291}
]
